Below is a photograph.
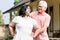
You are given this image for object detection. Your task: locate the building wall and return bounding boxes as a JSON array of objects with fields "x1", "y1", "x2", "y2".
[
  {"x1": 46, "y1": 0, "x2": 60, "y2": 30},
  {"x1": 53, "y1": 0, "x2": 60, "y2": 30},
  {"x1": 46, "y1": 0, "x2": 60, "y2": 37}
]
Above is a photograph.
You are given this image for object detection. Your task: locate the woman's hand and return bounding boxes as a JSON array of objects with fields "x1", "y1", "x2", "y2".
[
  {"x1": 9, "y1": 22, "x2": 16, "y2": 36},
  {"x1": 11, "y1": 32, "x2": 16, "y2": 36}
]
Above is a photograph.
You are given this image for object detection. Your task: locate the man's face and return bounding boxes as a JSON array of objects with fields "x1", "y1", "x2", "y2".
[{"x1": 38, "y1": 4, "x2": 45, "y2": 13}]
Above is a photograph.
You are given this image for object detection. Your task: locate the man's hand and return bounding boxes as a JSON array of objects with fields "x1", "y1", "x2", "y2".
[{"x1": 31, "y1": 32, "x2": 36, "y2": 38}]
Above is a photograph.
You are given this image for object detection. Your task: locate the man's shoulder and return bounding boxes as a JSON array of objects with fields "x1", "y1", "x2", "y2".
[{"x1": 45, "y1": 13, "x2": 51, "y2": 18}]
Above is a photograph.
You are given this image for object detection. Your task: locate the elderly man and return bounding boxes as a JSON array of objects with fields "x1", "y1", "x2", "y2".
[{"x1": 30, "y1": 0, "x2": 51, "y2": 40}]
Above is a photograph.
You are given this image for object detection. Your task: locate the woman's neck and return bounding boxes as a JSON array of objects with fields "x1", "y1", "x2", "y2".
[{"x1": 23, "y1": 15, "x2": 29, "y2": 19}]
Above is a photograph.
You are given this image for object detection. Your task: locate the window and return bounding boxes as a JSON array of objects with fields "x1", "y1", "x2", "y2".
[
  {"x1": 49, "y1": 6, "x2": 54, "y2": 32},
  {"x1": 30, "y1": 0, "x2": 36, "y2": 2},
  {"x1": 45, "y1": 8, "x2": 48, "y2": 13},
  {"x1": 59, "y1": 4, "x2": 60, "y2": 32}
]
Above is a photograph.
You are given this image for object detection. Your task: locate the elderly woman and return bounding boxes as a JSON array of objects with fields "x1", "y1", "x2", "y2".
[{"x1": 9, "y1": 5, "x2": 40, "y2": 40}]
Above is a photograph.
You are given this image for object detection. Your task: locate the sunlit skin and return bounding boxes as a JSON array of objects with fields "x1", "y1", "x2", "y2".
[
  {"x1": 25, "y1": 6, "x2": 31, "y2": 16},
  {"x1": 38, "y1": 3, "x2": 47, "y2": 14}
]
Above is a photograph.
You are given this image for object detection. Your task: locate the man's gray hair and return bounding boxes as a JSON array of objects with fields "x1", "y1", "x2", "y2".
[{"x1": 39, "y1": 0, "x2": 47, "y2": 9}]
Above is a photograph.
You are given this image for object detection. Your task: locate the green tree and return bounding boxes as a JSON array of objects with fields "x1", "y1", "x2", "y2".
[
  {"x1": 13, "y1": 0, "x2": 21, "y2": 18},
  {"x1": 0, "y1": 10, "x2": 4, "y2": 24},
  {"x1": 14, "y1": 0, "x2": 20, "y2": 5}
]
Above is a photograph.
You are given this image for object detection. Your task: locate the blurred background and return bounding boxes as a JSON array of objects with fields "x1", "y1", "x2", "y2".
[{"x1": 0, "y1": 0, "x2": 60, "y2": 40}]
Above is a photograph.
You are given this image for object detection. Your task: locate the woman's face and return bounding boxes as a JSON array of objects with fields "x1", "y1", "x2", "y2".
[{"x1": 25, "y1": 6, "x2": 31, "y2": 16}]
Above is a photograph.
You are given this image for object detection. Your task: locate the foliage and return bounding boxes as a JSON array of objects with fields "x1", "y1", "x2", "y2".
[
  {"x1": 0, "y1": 10, "x2": 4, "y2": 24},
  {"x1": 0, "y1": 19, "x2": 4, "y2": 24},
  {"x1": 14, "y1": 0, "x2": 20, "y2": 5},
  {"x1": 15, "y1": 0, "x2": 20, "y2": 2},
  {"x1": 3, "y1": 27, "x2": 13, "y2": 40},
  {"x1": 3, "y1": 35, "x2": 13, "y2": 40}
]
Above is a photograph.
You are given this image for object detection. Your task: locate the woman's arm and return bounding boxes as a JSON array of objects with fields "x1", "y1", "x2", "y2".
[{"x1": 9, "y1": 22, "x2": 16, "y2": 36}]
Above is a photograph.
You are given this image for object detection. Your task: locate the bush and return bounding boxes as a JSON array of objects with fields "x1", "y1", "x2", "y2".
[{"x1": 3, "y1": 35, "x2": 13, "y2": 40}]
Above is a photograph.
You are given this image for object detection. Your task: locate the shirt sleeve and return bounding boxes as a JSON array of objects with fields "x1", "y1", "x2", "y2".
[
  {"x1": 29, "y1": 12, "x2": 34, "y2": 17},
  {"x1": 44, "y1": 15, "x2": 51, "y2": 27},
  {"x1": 29, "y1": 11, "x2": 37, "y2": 18},
  {"x1": 12, "y1": 17, "x2": 18, "y2": 23}
]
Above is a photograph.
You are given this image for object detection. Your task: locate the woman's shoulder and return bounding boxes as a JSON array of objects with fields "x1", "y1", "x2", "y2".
[
  {"x1": 15, "y1": 16, "x2": 22, "y2": 18},
  {"x1": 29, "y1": 17, "x2": 37, "y2": 25},
  {"x1": 13, "y1": 16, "x2": 22, "y2": 20},
  {"x1": 29, "y1": 17, "x2": 36, "y2": 22}
]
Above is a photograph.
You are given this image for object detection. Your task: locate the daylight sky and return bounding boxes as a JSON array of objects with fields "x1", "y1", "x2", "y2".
[
  {"x1": 0, "y1": 0, "x2": 14, "y2": 24},
  {"x1": 0, "y1": 0, "x2": 14, "y2": 12}
]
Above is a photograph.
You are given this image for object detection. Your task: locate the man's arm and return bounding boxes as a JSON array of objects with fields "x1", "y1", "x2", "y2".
[
  {"x1": 39, "y1": 15, "x2": 51, "y2": 33},
  {"x1": 33, "y1": 23, "x2": 41, "y2": 38}
]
